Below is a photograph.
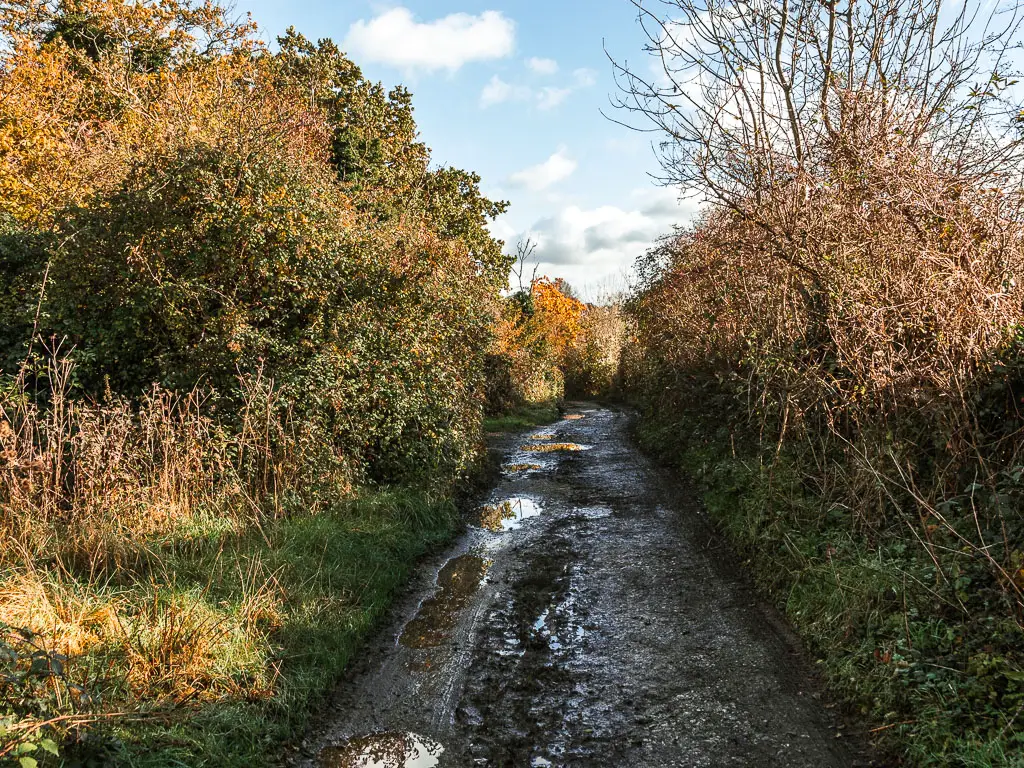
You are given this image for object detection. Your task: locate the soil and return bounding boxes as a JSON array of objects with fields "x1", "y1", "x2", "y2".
[{"x1": 295, "y1": 404, "x2": 885, "y2": 767}]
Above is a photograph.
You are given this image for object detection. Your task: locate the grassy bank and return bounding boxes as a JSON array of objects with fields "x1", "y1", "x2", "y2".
[
  {"x1": 2, "y1": 488, "x2": 459, "y2": 766},
  {"x1": 483, "y1": 401, "x2": 561, "y2": 433},
  {"x1": 634, "y1": 407, "x2": 1024, "y2": 767},
  {"x1": 0, "y1": 372, "x2": 472, "y2": 766}
]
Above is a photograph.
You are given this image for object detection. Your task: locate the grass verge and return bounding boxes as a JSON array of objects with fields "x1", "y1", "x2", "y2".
[
  {"x1": 483, "y1": 401, "x2": 560, "y2": 433},
  {"x1": 2, "y1": 488, "x2": 459, "y2": 767}
]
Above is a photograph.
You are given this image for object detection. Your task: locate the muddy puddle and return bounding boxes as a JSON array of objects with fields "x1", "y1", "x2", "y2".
[
  {"x1": 473, "y1": 496, "x2": 542, "y2": 531},
  {"x1": 398, "y1": 555, "x2": 490, "y2": 649},
  {"x1": 502, "y1": 462, "x2": 542, "y2": 474},
  {"x1": 318, "y1": 732, "x2": 443, "y2": 767}
]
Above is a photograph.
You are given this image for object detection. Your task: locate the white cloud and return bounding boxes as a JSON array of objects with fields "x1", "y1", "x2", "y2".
[
  {"x1": 509, "y1": 147, "x2": 578, "y2": 191},
  {"x1": 537, "y1": 86, "x2": 572, "y2": 110},
  {"x1": 526, "y1": 57, "x2": 559, "y2": 75},
  {"x1": 520, "y1": 188, "x2": 695, "y2": 270},
  {"x1": 480, "y1": 75, "x2": 532, "y2": 107},
  {"x1": 572, "y1": 68, "x2": 598, "y2": 87},
  {"x1": 479, "y1": 64, "x2": 598, "y2": 111},
  {"x1": 344, "y1": 8, "x2": 515, "y2": 73},
  {"x1": 487, "y1": 217, "x2": 518, "y2": 245}
]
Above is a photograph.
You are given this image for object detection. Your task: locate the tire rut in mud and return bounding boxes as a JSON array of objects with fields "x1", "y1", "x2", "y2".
[{"x1": 457, "y1": 531, "x2": 581, "y2": 766}]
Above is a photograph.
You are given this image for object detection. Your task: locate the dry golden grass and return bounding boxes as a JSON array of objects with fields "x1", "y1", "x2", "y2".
[
  {"x1": 0, "y1": 359, "x2": 311, "y2": 721},
  {"x1": 0, "y1": 358, "x2": 332, "y2": 569},
  {"x1": 0, "y1": 567, "x2": 279, "y2": 706},
  {"x1": 0, "y1": 570, "x2": 120, "y2": 657}
]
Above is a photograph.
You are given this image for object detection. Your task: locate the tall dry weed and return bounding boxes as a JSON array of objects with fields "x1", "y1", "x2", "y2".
[{"x1": 0, "y1": 355, "x2": 333, "y2": 570}]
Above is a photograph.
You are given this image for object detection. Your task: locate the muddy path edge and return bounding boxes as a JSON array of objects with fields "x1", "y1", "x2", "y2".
[
  {"x1": 616, "y1": 401, "x2": 894, "y2": 764},
  {"x1": 276, "y1": 410, "x2": 547, "y2": 765}
]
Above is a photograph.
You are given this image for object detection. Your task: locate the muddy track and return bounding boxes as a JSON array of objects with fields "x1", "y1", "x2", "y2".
[{"x1": 295, "y1": 404, "x2": 883, "y2": 767}]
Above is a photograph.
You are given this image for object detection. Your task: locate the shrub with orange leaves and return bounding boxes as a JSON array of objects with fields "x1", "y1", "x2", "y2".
[
  {"x1": 0, "y1": 1, "x2": 514, "y2": 760},
  {"x1": 0, "y1": 0, "x2": 510, "y2": 485},
  {"x1": 485, "y1": 276, "x2": 625, "y2": 410}
]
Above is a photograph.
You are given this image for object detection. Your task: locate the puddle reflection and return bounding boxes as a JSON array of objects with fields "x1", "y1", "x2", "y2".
[
  {"x1": 399, "y1": 555, "x2": 489, "y2": 649},
  {"x1": 475, "y1": 497, "x2": 542, "y2": 531},
  {"x1": 503, "y1": 462, "x2": 542, "y2": 474},
  {"x1": 319, "y1": 732, "x2": 443, "y2": 768},
  {"x1": 521, "y1": 442, "x2": 589, "y2": 453}
]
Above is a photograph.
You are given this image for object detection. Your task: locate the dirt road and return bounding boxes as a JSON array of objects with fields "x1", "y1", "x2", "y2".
[{"x1": 298, "y1": 405, "x2": 879, "y2": 767}]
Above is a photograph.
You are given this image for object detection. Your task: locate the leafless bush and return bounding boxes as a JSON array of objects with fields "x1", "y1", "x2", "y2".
[
  {"x1": 620, "y1": 0, "x2": 1024, "y2": 615},
  {"x1": 613, "y1": 0, "x2": 1024, "y2": 210}
]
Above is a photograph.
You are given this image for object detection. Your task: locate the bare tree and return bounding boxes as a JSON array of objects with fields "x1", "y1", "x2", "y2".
[
  {"x1": 510, "y1": 237, "x2": 539, "y2": 294},
  {"x1": 609, "y1": 0, "x2": 1024, "y2": 217}
]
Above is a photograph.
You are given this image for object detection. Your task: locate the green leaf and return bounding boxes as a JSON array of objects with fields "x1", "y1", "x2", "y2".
[
  {"x1": 40, "y1": 738, "x2": 59, "y2": 756},
  {"x1": 19, "y1": 757, "x2": 38, "y2": 768}
]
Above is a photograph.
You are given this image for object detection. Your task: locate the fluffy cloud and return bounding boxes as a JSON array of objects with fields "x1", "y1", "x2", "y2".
[
  {"x1": 521, "y1": 189, "x2": 695, "y2": 275},
  {"x1": 509, "y1": 148, "x2": 578, "y2": 191},
  {"x1": 479, "y1": 64, "x2": 597, "y2": 110},
  {"x1": 344, "y1": 8, "x2": 515, "y2": 73},
  {"x1": 536, "y1": 86, "x2": 572, "y2": 110},
  {"x1": 526, "y1": 57, "x2": 559, "y2": 75},
  {"x1": 480, "y1": 75, "x2": 532, "y2": 108},
  {"x1": 572, "y1": 68, "x2": 598, "y2": 87}
]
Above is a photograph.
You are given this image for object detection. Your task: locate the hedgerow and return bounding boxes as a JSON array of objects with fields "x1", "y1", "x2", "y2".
[
  {"x1": 0, "y1": 0, "x2": 509, "y2": 761},
  {"x1": 619, "y1": 0, "x2": 1024, "y2": 762}
]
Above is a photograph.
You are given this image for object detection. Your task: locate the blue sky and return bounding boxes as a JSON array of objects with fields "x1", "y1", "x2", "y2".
[{"x1": 234, "y1": 0, "x2": 696, "y2": 295}]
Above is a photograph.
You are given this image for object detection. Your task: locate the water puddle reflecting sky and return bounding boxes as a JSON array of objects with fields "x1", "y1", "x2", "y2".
[
  {"x1": 399, "y1": 554, "x2": 489, "y2": 649},
  {"x1": 318, "y1": 732, "x2": 443, "y2": 768},
  {"x1": 474, "y1": 497, "x2": 542, "y2": 532}
]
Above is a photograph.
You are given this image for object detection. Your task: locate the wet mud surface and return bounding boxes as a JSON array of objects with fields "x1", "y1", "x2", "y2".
[{"x1": 297, "y1": 405, "x2": 882, "y2": 767}]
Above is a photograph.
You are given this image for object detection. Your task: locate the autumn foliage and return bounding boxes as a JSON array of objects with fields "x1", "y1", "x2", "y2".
[
  {"x1": 485, "y1": 276, "x2": 623, "y2": 411},
  {"x1": 0, "y1": 0, "x2": 513, "y2": 759},
  {"x1": 619, "y1": 0, "x2": 1024, "y2": 760},
  {"x1": 0, "y1": 0, "x2": 511, "y2": 484}
]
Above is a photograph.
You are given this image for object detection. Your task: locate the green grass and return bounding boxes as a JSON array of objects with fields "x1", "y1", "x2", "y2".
[
  {"x1": 35, "y1": 488, "x2": 460, "y2": 767},
  {"x1": 483, "y1": 401, "x2": 560, "y2": 432}
]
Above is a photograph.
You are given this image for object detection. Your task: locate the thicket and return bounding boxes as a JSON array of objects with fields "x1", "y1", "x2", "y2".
[
  {"x1": 619, "y1": 0, "x2": 1024, "y2": 763},
  {"x1": 486, "y1": 242, "x2": 625, "y2": 413},
  {"x1": 0, "y1": 0, "x2": 513, "y2": 762}
]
